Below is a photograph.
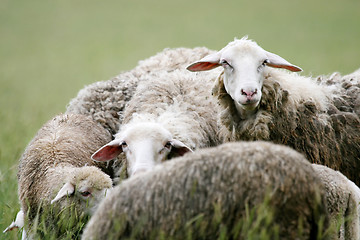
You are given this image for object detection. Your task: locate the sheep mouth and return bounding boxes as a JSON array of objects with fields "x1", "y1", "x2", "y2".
[{"x1": 239, "y1": 99, "x2": 259, "y2": 109}]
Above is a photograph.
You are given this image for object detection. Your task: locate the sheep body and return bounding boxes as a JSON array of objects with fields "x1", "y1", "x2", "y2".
[
  {"x1": 66, "y1": 47, "x2": 216, "y2": 136},
  {"x1": 17, "y1": 114, "x2": 113, "y2": 238},
  {"x1": 82, "y1": 141, "x2": 329, "y2": 240},
  {"x1": 188, "y1": 37, "x2": 360, "y2": 185},
  {"x1": 312, "y1": 164, "x2": 360, "y2": 240}
]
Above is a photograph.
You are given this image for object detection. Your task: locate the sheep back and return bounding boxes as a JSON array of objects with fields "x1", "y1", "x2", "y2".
[
  {"x1": 66, "y1": 47, "x2": 216, "y2": 136},
  {"x1": 82, "y1": 141, "x2": 329, "y2": 240},
  {"x1": 122, "y1": 69, "x2": 221, "y2": 149}
]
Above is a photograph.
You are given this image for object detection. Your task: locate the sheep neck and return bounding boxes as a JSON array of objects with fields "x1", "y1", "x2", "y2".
[{"x1": 235, "y1": 103, "x2": 259, "y2": 120}]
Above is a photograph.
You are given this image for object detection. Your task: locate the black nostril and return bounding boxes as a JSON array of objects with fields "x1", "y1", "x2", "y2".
[
  {"x1": 241, "y1": 89, "x2": 247, "y2": 96},
  {"x1": 251, "y1": 89, "x2": 258, "y2": 97}
]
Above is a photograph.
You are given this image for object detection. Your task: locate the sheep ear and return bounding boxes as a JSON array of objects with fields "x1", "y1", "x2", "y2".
[
  {"x1": 3, "y1": 210, "x2": 24, "y2": 233},
  {"x1": 91, "y1": 139, "x2": 123, "y2": 162},
  {"x1": 265, "y1": 51, "x2": 302, "y2": 72},
  {"x1": 168, "y1": 139, "x2": 193, "y2": 159},
  {"x1": 51, "y1": 182, "x2": 75, "y2": 204},
  {"x1": 187, "y1": 52, "x2": 221, "y2": 72}
]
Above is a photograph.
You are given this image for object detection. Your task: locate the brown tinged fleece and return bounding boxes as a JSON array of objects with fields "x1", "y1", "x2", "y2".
[
  {"x1": 82, "y1": 141, "x2": 330, "y2": 240},
  {"x1": 213, "y1": 69, "x2": 360, "y2": 186}
]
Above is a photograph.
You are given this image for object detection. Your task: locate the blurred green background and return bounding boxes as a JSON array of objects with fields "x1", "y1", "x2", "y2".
[{"x1": 1, "y1": 0, "x2": 359, "y2": 238}]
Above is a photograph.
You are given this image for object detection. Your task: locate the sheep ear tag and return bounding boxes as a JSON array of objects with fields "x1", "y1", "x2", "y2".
[
  {"x1": 187, "y1": 53, "x2": 221, "y2": 72},
  {"x1": 51, "y1": 182, "x2": 75, "y2": 204},
  {"x1": 265, "y1": 51, "x2": 302, "y2": 72},
  {"x1": 91, "y1": 139, "x2": 123, "y2": 162}
]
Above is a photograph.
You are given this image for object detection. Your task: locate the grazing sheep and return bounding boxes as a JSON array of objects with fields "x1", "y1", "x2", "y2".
[
  {"x1": 312, "y1": 164, "x2": 360, "y2": 240},
  {"x1": 187, "y1": 36, "x2": 360, "y2": 186},
  {"x1": 65, "y1": 47, "x2": 216, "y2": 136},
  {"x1": 92, "y1": 68, "x2": 221, "y2": 176},
  {"x1": 82, "y1": 141, "x2": 330, "y2": 240},
  {"x1": 17, "y1": 114, "x2": 113, "y2": 238}
]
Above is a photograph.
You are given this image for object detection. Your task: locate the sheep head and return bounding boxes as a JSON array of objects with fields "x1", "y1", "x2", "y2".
[
  {"x1": 92, "y1": 122, "x2": 192, "y2": 177},
  {"x1": 187, "y1": 37, "x2": 302, "y2": 118},
  {"x1": 51, "y1": 166, "x2": 112, "y2": 215}
]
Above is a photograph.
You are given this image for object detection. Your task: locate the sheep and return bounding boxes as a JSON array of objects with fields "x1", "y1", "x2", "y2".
[
  {"x1": 312, "y1": 164, "x2": 360, "y2": 240},
  {"x1": 65, "y1": 47, "x2": 216, "y2": 136},
  {"x1": 187, "y1": 36, "x2": 360, "y2": 186},
  {"x1": 82, "y1": 141, "x2": 330, "y2": 240},
  {"x1": 65, "y1": 47, "x2": 217, "y2": 180},
  {"x1": 16, "y1": 114, "x2": 113, "y2": 238},
  {"x1": 91, "y1": 68, "x2": 221, "y2": 176}
]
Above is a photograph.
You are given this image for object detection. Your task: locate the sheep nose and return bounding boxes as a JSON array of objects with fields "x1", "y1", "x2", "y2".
[{"x1": 241, "y1": 88, "x2": 258, "y2": 100}]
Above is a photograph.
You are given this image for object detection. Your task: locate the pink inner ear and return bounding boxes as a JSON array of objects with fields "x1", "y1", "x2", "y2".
[
  {"x1": 187, "y1": 62, "x2": 220, "y2": 72},
  {"x1": 92, "y1": 145, "x2": 123, "y2": 162},
  {"x1": 267, "y1": 63, "x2": 302, "y2": 72},
  {"x1": 175, "y1": 146, "x2": 192, "y2": 156}
]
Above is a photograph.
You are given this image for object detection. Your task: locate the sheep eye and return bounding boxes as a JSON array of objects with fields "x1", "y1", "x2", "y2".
[
  {"x1": 220, "y1": 59, "x2": 232, "y2": 68},
  {"x1": 80, "y1": 191, "x2": 91, "y2": 197},
  {"x1": 258, "y1": 60, "x2": 269, "y2": 72},
  {"x1": 164, "y1": 141, "x2": 172, "y2": 149},
  {"x1": 121, "y1": 141, "x2": 127, "y2": 147}
]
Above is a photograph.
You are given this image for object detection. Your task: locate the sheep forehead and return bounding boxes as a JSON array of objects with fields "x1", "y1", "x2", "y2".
[
  {"x1": 222, "y1": 40, "x2": 267, "y2": 66},
  {"x1": 73, "y1": 166, "x2": 112, "y2": 190},
  {"x1": 121, "y1": 122, "x2": 172, "y2": 144}
]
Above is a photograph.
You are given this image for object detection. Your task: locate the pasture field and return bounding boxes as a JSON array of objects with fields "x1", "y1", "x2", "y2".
[{"x1": 1, "y1": 0, "x2": 359, "y2": 239}]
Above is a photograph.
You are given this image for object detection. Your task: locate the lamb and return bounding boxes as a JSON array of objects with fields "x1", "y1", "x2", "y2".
[
  {"x1": 91, "y1": 68, "x2": 221, "y2": 176},
  {"x1": 16, "y1": 114, "x2": 113, "y2": 238},
  {"x1": 65, "y1": 47, "x2": 216, "y2": 136},
  {"x1": 187, "y1": 36, "x2": 360, "y2": 186},
  {"x1": 312, "y1": 164, "x2": 360, "y2": 240},
  {"x1": 82, "y1": 141, "x2": 330, "y2": 240}
]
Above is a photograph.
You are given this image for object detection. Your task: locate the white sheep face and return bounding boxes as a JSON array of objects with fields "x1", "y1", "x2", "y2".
[
  {"x1": 92, "y1": 122, "x2": 192, "y2": 177},
  {"x1": 187, "y1": 37, "x2": 302, "y2": 118},
  {"x1": 220, "y1": 44, "x2": 267, "y2": 114}
]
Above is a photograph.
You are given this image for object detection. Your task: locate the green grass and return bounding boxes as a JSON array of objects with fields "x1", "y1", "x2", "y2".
[{"x1": 0, "y1": 0, "x2": 359, "y2": 239}]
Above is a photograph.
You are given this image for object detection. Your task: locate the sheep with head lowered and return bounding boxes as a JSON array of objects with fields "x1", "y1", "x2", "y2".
[
  {"x1": 14, "y1": 114, "x2": 113, "y2": 239},
  {"x1": 91, "y1": 68, "x2": 220, "y2": 177},
  {"x1": 187, "y1": 36, "x2": 360, "y2": 186},
  {"x1": 82, "y1": 141, "x2": 330, "y2": 240}
]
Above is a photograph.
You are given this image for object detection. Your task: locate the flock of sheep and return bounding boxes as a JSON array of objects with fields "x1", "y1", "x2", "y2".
[{"x1": 4, "y1": 36, "x2": 360, "y2": 239}]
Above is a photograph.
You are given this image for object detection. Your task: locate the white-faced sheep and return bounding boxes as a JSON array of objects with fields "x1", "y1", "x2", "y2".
[
  {"x1": 187, "y1": 36, "x2": 360, "y2": 186},
  {"x1": 82, "y1": 141, "x2": 330, "y2": 240},
  {"x1": 91, "y1": 68, "x2": 220, "y2": 177},
  {"x1": 66, "y1": 47, "x2": 216, "y2": 136},
  {"x1": 16, "y1": 114, "x2": 113, "y2": 238},
  {"x1": 312, "y1": 164, "x2": 360, "y2": 240}
]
